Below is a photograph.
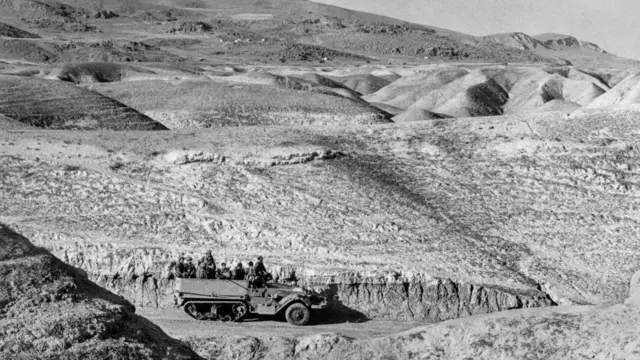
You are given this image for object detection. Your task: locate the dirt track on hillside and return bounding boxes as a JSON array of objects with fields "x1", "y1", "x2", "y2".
[{"x1": 138, "y1": 308, "x2": 425, "y2": 340}]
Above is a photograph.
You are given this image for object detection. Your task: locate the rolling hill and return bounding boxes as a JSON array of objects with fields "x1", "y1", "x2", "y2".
[
  {"x1": 0, "y1": 75, "x2": 168, "y2": 130},
  {"x1": 0, "y1": 0, "x2": 597, "y2": 66}
]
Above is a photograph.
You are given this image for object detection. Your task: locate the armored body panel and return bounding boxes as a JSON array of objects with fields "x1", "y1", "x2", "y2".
[
  {"x1": 176, "y1": 278, "x2": 248, "y2": 299},
  {"x1": 174, "y1": 278, "x2": 328, "y2": 325}
]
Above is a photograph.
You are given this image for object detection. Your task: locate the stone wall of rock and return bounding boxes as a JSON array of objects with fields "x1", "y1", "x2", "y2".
[
  {"x1": 12, "y1": 228, "x2": 552, "y2": 320},
  {"x1": 85, "y1": 262, "x2": 552, "y2": 321},
  {"x1": 15, "y1": 228, "x2": 553, "y2": 320}
]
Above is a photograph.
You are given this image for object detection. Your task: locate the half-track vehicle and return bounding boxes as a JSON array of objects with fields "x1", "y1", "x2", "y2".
[{"x1": 174, "y1": 278, "x2": 328, "y2": 325}]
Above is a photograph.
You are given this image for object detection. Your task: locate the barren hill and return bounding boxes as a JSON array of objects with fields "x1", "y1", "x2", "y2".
[
  {"x1": 88, "y1": 77, "x2": 392, "y2": 128},
  {"x1": 483, "y1": 32, "x2": 544, "y2": 50},
  {"x1": 0, "y1": 0, "x2": 633, "y2": 68},
  {"x1": 585, "y1": 72, "x2": 640, "y2": 108},
  {"x1": 0, "y1": 75, "x2": 168, "y2": 130},
  {"x1": 0, "y1": 224, "x2": 199, "y2": 359},
  {"x1": 361, "y1": 65, "x2": 620, "y2": 118},
  {"x1": 0, "y1": 0, "x2": 566, "y2": 65},
  {"x1": 484, "y1": 32, "x2": 638, "y2": 68},
  {"x1": 534, "y1": 33, "x2": 606, "y2": 52}
]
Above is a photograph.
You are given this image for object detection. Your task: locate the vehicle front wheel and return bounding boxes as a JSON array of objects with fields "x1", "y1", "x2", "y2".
[{"x1": 285, "y1": 303, "x2": 310, "y2": 326}]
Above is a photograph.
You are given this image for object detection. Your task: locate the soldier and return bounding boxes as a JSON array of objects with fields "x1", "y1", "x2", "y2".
[
  {"x1": 174, "y1": 256, "x2": 187, "y2": 278},
  {"x1": 196, "y1": 258, "x2": 207, "y2": 279},
  {"x1": 246, "y1": 261, "x2": 257, "y2": 288},
  {"x1": 198, "y1": 250, "x2": 217, "y2": 279},
  {"x1": 217, "y1": 262, "x2": 231, "y2": 279},
  {"x1": 254, "y1": 255, "x2": 272, "y2": 283},
  {"x1": 233, "y1": 262, "x2": 245, "y2": 280},
  {"x1": 283, "y1": 270, "x2": 298, "y2": 285},
  {"x1": 185, "y1": 256, "x2": 197, "y2": 278}
]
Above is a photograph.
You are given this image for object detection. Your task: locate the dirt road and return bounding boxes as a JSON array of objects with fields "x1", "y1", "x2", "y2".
[{"x1": 138, "y1": 308, "x2": 428, "y2": 340}]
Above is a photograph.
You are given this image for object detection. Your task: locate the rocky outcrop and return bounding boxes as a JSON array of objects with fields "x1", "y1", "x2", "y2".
[
  {"x1": 9, "y1": 228, "x2": 553, "y2": 320},
  {"x1": 164, "y1": 150, "x2": 226, "y2": 165},
  {"x1": 238, "y1": 150, "x2": 346, "y2": 167},
  {"x1": 539, "y1": 36, "x2": 606, "y2": 53},
  {"x1": 93, "y1": 10, "x2": 118, "y2": 19},
  {"x1": 0, "y1": 224, "x2": 199, "y2": 359},
  {"x1": 483, "y1": 32, "x2": 545, "y2": 50},
  {"x1": 486, "y1": 32, "x2": 608, "y2": 54},
  {"x1": 87, "y1": 262, "x2": 553, "y2": 321}
]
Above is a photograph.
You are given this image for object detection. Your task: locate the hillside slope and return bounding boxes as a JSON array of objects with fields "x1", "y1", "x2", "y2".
[
  {"x1": 88, "y1": 77, "x2": 392, "y2": 128},
  {"x1": 0, "y1": 0, "x2": 564, "y2": 65},
  {"x1": 4, "y1": 105, "x2": 640, "y2": 320},
  {"x1": 484, "y1": 32, "x2": 639, "y2": 68},
  {"x1": 0, "y1": 224, "x2": 199, "y2": 359},
  {"x1": 585, "y1": 72, "x2": 640, "y2": 108},
  {"x1": 0, "y1": 75, "x2": 168, "y2": 130}
]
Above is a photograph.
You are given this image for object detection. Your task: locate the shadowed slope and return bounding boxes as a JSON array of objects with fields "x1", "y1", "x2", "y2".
[
  {"x1": 45, "y1": 62, "x2": 158, "y2": 84},
  {"x1": 0, "y1": 22, "x2": 39, "y2": 38},
  {"x1": 585, "y1": 73, "x2": 640, "y2": 108},
  {"x1": 503, "y1": 69, "x2": 607, "y2": 113},
  {"x1": 0, "y1": 114, "x2": 33, "y2": 129},
  {"x1": 364, "y1": 67, "x2": 469, "y2": 108},
  {"x1": 0, "y1": 75, "x2": 168, "y2": 130},
  {"x1": 0, "y1": 224, "x2": 200, "y2": 359},
  {"x1": 368, "y1": 66, "x2": 610, "y2": 117},
  {"x1": 398, "y1": 70, "x2": 509, "y2": 117},
  {"x1": 327, "y1": 73, "x2": 391, "y2": 95}
]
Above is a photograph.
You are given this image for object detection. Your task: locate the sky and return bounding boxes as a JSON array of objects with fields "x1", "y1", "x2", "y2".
[{"x1": 312, "y1": 0, "x2": 640, "y2": 60}]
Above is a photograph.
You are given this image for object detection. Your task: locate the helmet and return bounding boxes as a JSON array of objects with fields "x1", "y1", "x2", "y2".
[
  {"x1": 186, "y1": 256, "x2": 193, "y2": 261},
  {"x1": 257, "y1": 255, "x2": 264, "y2": 260},
  {"x1": 178, "y1": 256, "x2": 185, "y2": 261},
  {"x1": 221, "y1": 262, "x2": 226, "y2": 266},
  {"x1": 206, "y1": 250, "x2": 212, "y2": 255}
]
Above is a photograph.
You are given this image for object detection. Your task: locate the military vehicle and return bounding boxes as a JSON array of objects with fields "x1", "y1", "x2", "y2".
[{"x1": 174, "y1": 278, "x2": 328, "y2": 325}]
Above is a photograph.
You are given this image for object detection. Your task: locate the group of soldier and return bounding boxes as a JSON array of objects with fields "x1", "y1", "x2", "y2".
[{"x1": 173, "y1": 250, "x2": 271, "y2": 286}]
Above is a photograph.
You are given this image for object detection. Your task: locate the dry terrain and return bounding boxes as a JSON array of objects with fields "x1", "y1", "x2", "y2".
[
  {"x1": 0, "y1": 223, "x2": 198, "y2": 359},
  {"x1": 4, "y1": 106, "x2": 640, "y2": 313},
  {"x1": 150, "y1": 305, "x2": 640, "y2": 360},
  {"x1": 2, "y1": 0, "x2": 640, "y2": 358}
]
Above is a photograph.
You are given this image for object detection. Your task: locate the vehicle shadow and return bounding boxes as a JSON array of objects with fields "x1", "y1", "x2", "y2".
[
  {"x1": 309, "y1": 299, "x2": 370, "y2": 326},
  {"x1": 308, "y1": 283, "x2": 370, "y2": 325}
]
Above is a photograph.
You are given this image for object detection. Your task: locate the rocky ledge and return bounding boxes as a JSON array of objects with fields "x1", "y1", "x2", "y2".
[{"x1": 0, "y1": 224, "x2": 199, "y2": 359}]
